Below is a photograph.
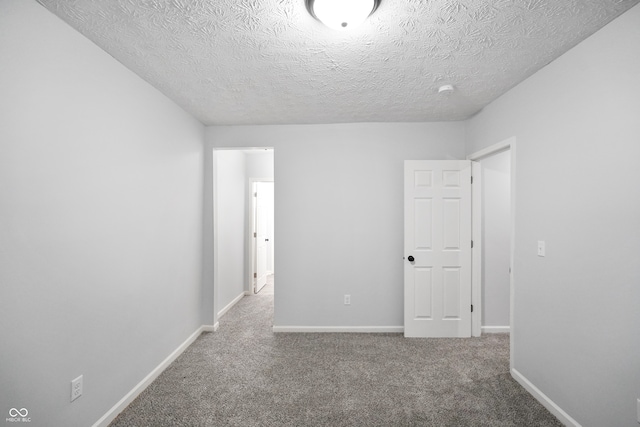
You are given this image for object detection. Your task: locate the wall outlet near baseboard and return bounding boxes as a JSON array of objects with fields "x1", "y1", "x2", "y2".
[
  {"x1": 344, "y1": 295, "x2": 351, "y2": 305},
  {"x1": 71, "y1": 375, "x2": 83, "y2": 402}
]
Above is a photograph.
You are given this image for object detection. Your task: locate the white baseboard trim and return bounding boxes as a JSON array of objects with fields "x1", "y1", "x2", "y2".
[
  {"x1": 92, "y1": 325, "x2": 207, "y2": 427},
  {"x1": 273, "y1": 326, "x2": 404, "y2": 333},
  {"x1": 511, "y1": 368, "x2": 581, "y2": 427},
  {"x1": 201, "y1": 323, "x2": 218, "y2": 332},
  {"x1": 217, "y1": 292, "x2": 245, "y2": 319},
  {"x1": 481, "y1": 326, "x2": 511, "y2": 333}
]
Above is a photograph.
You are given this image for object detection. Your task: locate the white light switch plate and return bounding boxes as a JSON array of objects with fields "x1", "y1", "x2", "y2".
[{"x1": 537, "y1": 241, "x2": 545, "y2": 257}]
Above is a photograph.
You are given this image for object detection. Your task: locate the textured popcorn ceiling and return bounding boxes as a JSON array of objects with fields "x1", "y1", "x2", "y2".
[{"x1": 37, "y1": 0, "x2": 639, "y2": 125}]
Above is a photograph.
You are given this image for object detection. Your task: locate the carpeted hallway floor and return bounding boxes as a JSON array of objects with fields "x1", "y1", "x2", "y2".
[{"x1": 110, "y1": 276, "x2": 562, "y2": 426}]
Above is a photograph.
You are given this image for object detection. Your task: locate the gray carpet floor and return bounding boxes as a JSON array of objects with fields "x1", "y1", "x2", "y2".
[{"x1": 110, "y1": 277, "x2": 562, "y2": 426}]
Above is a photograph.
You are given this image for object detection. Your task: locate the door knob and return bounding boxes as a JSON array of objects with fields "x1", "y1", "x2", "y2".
[{"x1": 407, "y1": 256, "x2": 415, "y2": 262}]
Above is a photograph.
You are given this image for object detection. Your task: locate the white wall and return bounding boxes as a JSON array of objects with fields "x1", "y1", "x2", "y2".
[
  {"x1": 0, "y1": 2, "x2": 205, "y2": 426},
  {"x1": 481, "y1": 150, "x2": 511, "y2": 328},
  {"x1": 206, "y1": 123, "x2": 465, "y2": 328},
  {"x1": 245, "y1": 150, "x2": 275, "y2": 180},
  {"x1": 215, "y1": 151, "x2": 247, "y2": 313},
  {"x1": 466, "y1": 4, "x2": 640, "y2": 426}
]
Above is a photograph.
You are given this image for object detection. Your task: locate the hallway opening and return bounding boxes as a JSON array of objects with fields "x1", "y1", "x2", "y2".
[{"x1": 214, "y1": 148, "x2": 275, "y2": 326}]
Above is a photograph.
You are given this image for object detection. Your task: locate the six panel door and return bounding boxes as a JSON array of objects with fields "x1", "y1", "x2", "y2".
[{"x1": 404, "y1": 160, "x2": 472, "y2": 337}]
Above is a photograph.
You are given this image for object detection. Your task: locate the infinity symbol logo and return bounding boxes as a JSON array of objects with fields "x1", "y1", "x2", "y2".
[{"x1": 9, "y1": 408, "x2": 28, "y2": 417}]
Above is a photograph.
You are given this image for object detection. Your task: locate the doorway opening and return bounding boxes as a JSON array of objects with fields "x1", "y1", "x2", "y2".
[
  {"x1": 468, "y1": 137, "x2": 516, "y2": 367},
  {"x1": 478, "y1": 149, "x2": 511, "y2": 333},
  {"x1": 213, "y1": 148, "x2": 275, "y2": 327},
  {"x1": 251, "y1": 180, "x2": 274, "y2": 294}
]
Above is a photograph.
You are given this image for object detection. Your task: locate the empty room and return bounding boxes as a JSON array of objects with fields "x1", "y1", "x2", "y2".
[{"x1": 1, "y1": 1, "x2": 639, "y2": 426}]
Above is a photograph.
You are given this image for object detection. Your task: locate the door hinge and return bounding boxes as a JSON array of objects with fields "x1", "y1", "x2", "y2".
[
  {"x1": 254, "y1": 272, "x2": 257, "y2": 278},
  {"x1": 471, "y1": 176, "x2": 473, "y2": 184},
  {"x1": 471, "y1": 240, "x2": 474, "y2": 248},
  {"x1": 471, "y1": 304, "x2": 474, "y2": 313},
  {"x1": 254, "y1": 232, "x2": 257, "y2": 238},
  {"x1": 254, "y1": 192, "x2": 257, "y2": 197}
]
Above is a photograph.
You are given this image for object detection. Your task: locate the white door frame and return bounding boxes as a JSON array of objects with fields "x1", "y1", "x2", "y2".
[
  {"x1": 248, "y1": 178, "x2": 273, "y2": 294},
  {"x1": 467, "y1": 137, "x2": 516, "y2": 369}
]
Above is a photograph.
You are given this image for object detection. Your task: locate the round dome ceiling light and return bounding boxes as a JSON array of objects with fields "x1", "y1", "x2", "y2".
[
  {"x1": 306, "y1": 0, "x2": 381, "y2": 30},
  {"x1": 438, "y1": 84, "x2": 455, "y2": 94}
]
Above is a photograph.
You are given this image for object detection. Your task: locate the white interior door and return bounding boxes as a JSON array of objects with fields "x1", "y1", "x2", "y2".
[
  {"x1": 255, "y1": 182, "x2": 269, "y2": 293},
  {"x1": 404, "y1": 160, "x2": 472, "y2": 337}
]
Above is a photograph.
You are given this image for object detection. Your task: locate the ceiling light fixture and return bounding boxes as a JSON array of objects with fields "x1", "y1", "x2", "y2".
[{"x1": 306, "y1": 0, "x2": 381, "y2": 30}]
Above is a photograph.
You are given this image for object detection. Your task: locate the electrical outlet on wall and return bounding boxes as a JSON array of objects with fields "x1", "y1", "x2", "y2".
[
  {"x1": 71, "y1": 375, "x2": 83, "y2": 402},
  {"x1": 344, "y1": 295, "x2": 351, "y2": 305}
]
